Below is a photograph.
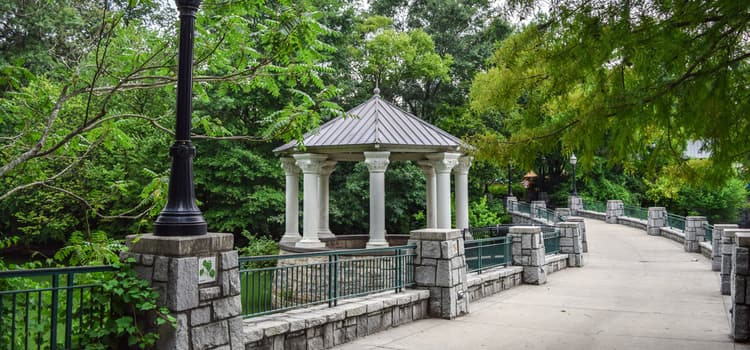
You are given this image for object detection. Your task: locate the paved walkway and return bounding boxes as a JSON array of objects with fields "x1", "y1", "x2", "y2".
[{"x1": 336, "y1": 219, "x2": 750, "y2": 349}]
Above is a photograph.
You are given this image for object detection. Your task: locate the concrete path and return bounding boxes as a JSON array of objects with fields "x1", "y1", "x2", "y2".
[{"x1": 335, "y1": 219, "x2": 750, "y2": 350}]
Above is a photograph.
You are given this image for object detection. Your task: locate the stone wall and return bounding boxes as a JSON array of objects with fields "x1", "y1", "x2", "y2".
[
  {"x1": 732, "y1": 232, "x2": 750, "y2": 342},
  {"x1": 542, "y1": 254, "x2": 569, "y2": 274},
  {"x1": 465, "y1": 267, "x2": 523, "y2": 302},
  {"x1": 700, "y1": 242, "x2": 712, "y2": 260},
  {"x1": 509, "y1": 212, "x2": 551, "y2": 226},
  {"x1": 616, "y1": 216, "x2": 648, "y2": 230},
  {"x1": 684, "y1": 216, "x2": 708, "y2": 253},
  {"x1": 647, "y1": 207, "x2": 667, "y2": 236},
  {"x1": 659, "y1": 227, "x2": 686, "y2": 244},
  {"x1": 606, "y1": 200, "x2": 624, "y2": 224},
  {"x1": 243, "y1": 290, "x2": 429, "y2": 350},
  {"x1": 575, "y1": 209, "x2": 606, "y2": 221}
]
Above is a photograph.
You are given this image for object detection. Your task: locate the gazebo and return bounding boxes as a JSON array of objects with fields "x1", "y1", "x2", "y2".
[{"x1": 273, "y1": 89, "x2": 472, "y2": 249}]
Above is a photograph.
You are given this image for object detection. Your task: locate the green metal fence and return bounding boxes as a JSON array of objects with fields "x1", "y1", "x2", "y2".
[
  {"x1": 533, "y1": 206, "x2": 560, "y2": 223},
  {"x1": 623, "y1": 205, "x2": 648, "y2": 221},
  {"x1": 238, "y1": 245, "x2": 416, "y2": 318},
  {"x1": 704, "y1": 223, "x2": 714, "y2": 242},
  {"x1": 583, "y1": 199, "x2": 606, "y2": 213},
  {"x1": 463, "y1": 225, "x2": 513, "y2": 240},
  {"x1": 517, "y1": 202, "x2": 531, "y2": 215},
  {"x1": 465, "y1": 237, "x2": 511, "y2": 273},
  {"x1": 667, "y1": 213, "x2": 686, "y2": 231},
  {"x1": 0, "y1": 265, "x2": 116, "y2": 350},
  {"x1": 543, "y1": 230, "x2": 561, "y2": 255}
]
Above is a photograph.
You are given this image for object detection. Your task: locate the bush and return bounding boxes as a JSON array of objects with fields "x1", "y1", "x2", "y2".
[{"x1": 469, "y1": 196, "x2": 509, "y2": 227}]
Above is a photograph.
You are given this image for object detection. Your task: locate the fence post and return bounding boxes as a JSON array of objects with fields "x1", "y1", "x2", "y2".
[
  {"x1": 409, "y1": 228, "x2": 469, "y2": 319},
  {"x1": 714, "y1": 225, "x2": 739, "y2": 272},
  {"x1": 509, "y1": 226, "x2": 547, "y2": 284},
  {"x1": 606, "y1": 200, "x2": 623, "y2": 224},
  {"x1": 556, "y1": 222, "x2": 585, "y2": 267},
  {"x1": 124, "y1": 233, "x2": 244, "y2": 350},
  {"x1": 647, "y1": 207, "x2": 667, "y2": 236},
  {"x1": 684, "y1": 216, "x2": 707, "y2": 253},
  {"x1": 566, "y1": 216, "x2": 587, "y2": 252},
  {"x1": 554, "y1": 208, "x2": 571, "y2": 223},
  {"x1": 722, "y1": 229, "x2": 750, "y2": 295},
  {"x1": 530, "y1": 201, "x2": 546, "y2": 219},
  {"x1": 506, "y1": 196, "x2": 518, "y2": 213},
  {"x1": 731, "y1": 232, "x2": 750, "y2": 342},
  {"x1": 568, "y1": 195, "x2": 583, "y2": 215}
]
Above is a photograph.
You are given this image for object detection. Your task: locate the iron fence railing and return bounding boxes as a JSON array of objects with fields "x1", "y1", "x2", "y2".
[
  {"x1": 462, "y1": 224, "x2": 514, "y2": 240},
  {"x1": 517, "y1": 202, "x2": 531, "y2": 215},
  {"x1": 704, "y1": 223, "x2": 714, "y2": 242},
  {"x1": 543, "y1": 230, "x2": 561, "y2": 255},
  {"x1": 0, "y1": 265, "x2": 116, "y2": 350},
  {"x1": 238, "y1": 245, "x2": 415, "y2": 318},
  {"x1": 667, "y1": 213, "x2": 686, "y2": 231},
  {"x1": 623, "y1": 205, "x2": 648, "y2": 221},
  {"x1": 532, "y1": 206, "x2": 559, "y2": 223},
  {"x1": 464, "y1": 236, "x2": 511, "y2": 274},
  {"x1": 583, "y1": 199, "x2": 606, "y2": 213}
]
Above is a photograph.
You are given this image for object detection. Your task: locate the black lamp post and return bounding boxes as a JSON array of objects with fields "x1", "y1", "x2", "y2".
[
  {"x1": 507, "y1": 162, "x2": 513, "y2": 197},
  {"x1": 153, "y1": 0, "x2": 207, "y2": 236},
  {"x1": 570, "y1": 153, "x2": 578, "y2": 196}
]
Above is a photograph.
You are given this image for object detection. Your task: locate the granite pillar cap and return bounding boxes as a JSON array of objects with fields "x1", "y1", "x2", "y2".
[
  {"x1": 409, "y1": 229, "x2": 461, "y2": 241},
  {"x1": 126, "y1": 232, "x2": 234, "y2": 257},
  {"x1": 509, "y1": 226, "x2": 542, "y2": 234},
  {"x1": 722, "y1": 229, "x2": 750, "y2": 239},
  {"x1": 736, "y1": 232, "x2": 750, "y2": 248}
]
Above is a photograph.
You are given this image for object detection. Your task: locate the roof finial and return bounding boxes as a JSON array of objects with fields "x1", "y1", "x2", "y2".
[{"x1": 373, "y1": 81, "x2": 380, "y2": 97}]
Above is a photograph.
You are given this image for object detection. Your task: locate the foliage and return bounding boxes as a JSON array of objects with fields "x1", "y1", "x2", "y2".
[
  {"x1": 237, "y1": 230, "x2": 279, "y2": 257},
  {"x1": 469, "y1": 197, "x2": 509, "y2": 227},
  {"x1": 470, "y1": 0, "x2": 750, "y2": 182},
  {"x1": 53, "y1": 230, "x2": 124, "y2": 266}
]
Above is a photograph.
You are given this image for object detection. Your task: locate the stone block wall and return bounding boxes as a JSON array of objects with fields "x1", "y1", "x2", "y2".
[
  {"x1": 243, "y1": 291, "x2": 429, "y2": 350},
  {"x1": 125, "y1": 233, "x2": 244, "y2": 350},
  {"x1": 567, "y1": 216, "x2": 588, "y2": 252},
  {"x1": 715, "y1": 225, "x2": 739, "y2": 272},
  {"x1": 510, "y1": 226, "x2": 547, "y2": 285},
  {"x1": 555, "y1": 208, "x2": 571, "y2": 221},
  {"x1": 506, "y1": 196, "x2": 518, "y2": 213},
  {"x1": 542, "y1": 254, "x2": 569, "y2": 274},
  {"x1": 723, "y1": 230, "x2": 739, "y2": 295},
  {"x1": 684, "y1": 216, "x2": 708, "y2": 253},
  {"x1": 409, "y1": 229, "x2": 469, "y2": 319},
  {"x1": 647, "y1": 207, "x2": 667, "y2": 236},
  {"x1": 606, "y1": 200, "x2": 624, "y2": 224},
  {"x1": 465, "y1": 266, "x2": 523, "y2": 302},
  {"x1": 556, "y1": 222, "x2": 584, "y2": 267}
]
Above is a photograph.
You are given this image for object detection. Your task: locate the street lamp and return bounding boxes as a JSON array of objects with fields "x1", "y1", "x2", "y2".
[
  {"x1": 153, "y1": 0, "x2": 207, "y2": 236},
  {"x1": 570, "y1": 153, "x2": 578, "y2": 196},
  {"x1": 507, "y1": 162, "x2": 513, "y2": 197}
]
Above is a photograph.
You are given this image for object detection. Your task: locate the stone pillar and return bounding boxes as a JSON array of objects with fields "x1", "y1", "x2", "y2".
[
  {"x1": 714, "y1": 225, "x2": 739, "y2": 271},
  {"x1": 506, "y1": 196, "x2": 518, "y2": 213},
  {"x1": 567, "y1": 216, "x2": 587, "y2": 252},
  {"x1": 684, "y1": 216, "x2": 707, "y2": 253},
  {"x1": 723, "y1": 229, "x2": 750, "y2": 295},
  {"x1": 418, "y1": 161, "x2": 438, "y2": 228},
  {"x1": 317, "y1": 161, "x2": 337, "y2": 240},
  {"x1": 408, "y1": 228, "x2": 469, "y2": 319},
  {"x1": 556, "y1": 222, "x2": 584, "y2": 267},
  {"x1": 732, "y1": 232, "x2": 750, "y2": 342},
  {"x1": 124, "y1": 233, "x2": 244, "y2": 350},
  {"x1": 454, "y1": 156, "x2": 472, "y2": 231},
  {"x1": 530, "y1": 200, "x2": 546, "y2": 218},
  {"x1": 280, "y1": 158, "x2": 301, "y2": 244},
  {"x1": 647, "y1": 207, "x2": 667, "y2": 236},
  {"x1": 364, "y1": 151, "x2": 390, "y2": 248},
  {"x1": 427, "y1": 153, "x2": 461, "y2": 229},
  {"x1": 606, "y1": 200, "x2": 623, "y2": 224},
  {"x1": 293, "y1": 153, "x2": 328, "y2": 248},
  {"x1": 568, "y1": 195, "x2": 583, "y2": 214},
  {"x1": 509, "y1": 226, "x2": 547, "y2": 284}
]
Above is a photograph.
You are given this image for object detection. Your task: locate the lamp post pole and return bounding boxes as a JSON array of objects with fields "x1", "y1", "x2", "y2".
[
  {"x1": 507, "y1": 162, "x2": 513, "y2": 197},
  {"x1": 570, "y1": 153, "x2": 578, "y2": 196},
  {"x1": 153, "y1": 0, "x2": 207, "y2": 236}
]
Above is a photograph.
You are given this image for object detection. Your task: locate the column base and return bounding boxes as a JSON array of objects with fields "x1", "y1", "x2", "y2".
[
  {"x1": 280, "y1": 233, "x2": 302, "y2": 244},
  {"x1": 366, "y1": 240, "x2": 389, "y2": 248},
  {"x1": 317, "y1": 231, "x2": 335, "y2": 240},
  {"x1": 295, "y1": 239, "x2": 325, "y2": 249}
]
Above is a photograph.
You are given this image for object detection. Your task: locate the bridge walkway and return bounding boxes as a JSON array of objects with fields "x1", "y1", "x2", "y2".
[{"x1": 335, "y1": 219, "x2": 750, "y2": 349}]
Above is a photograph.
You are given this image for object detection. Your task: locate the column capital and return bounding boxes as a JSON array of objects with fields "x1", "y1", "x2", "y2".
[
  {"x1": 426, "y1": 152, "x2": 461, "y2": 174},
  {"x1": 293, "y1": 153, "x2": 328, "y2": 174},
  {"x1": 453, "y1": 156, "x2": 473, "y2": 175},
  {"x1": 364, "y1": 151, "x2": 390, "y2": 173},
  {"x1": 320, "y1": 161, "x2": 338, "y2": 176},
  {"x1": 417, "y1": 160, "x2": 435, "y2": 175},
  {"x1": 280, "y1": 157, "x2": 300, "y2": 175}
]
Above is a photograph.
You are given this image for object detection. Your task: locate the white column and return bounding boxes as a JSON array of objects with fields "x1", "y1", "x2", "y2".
[
  {"x1": 318, "y1": 161, "x2": 337, "y2": 239},
  {"x1": 364, "y1": 151, "x2": 390, "y2": 248},
  {"x1": 427, "y1": 153, "x2": 461, "y2": 229},
  {"x1": 280, "y1": 157, "x2": 301, "y2": 244},
  {"x1": 418, "y1": 161, "x2": 437, "y2": 228},
  {"x1": 454, "y1": 156, "x2": 472, "y2": 230},
  {"x1": 293, "y1": 153, "x2": 328, "y2": 248}
]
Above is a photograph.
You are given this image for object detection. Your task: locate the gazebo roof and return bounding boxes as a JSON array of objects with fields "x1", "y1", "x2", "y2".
[{"x1": 273, "y1": 93, "x2": 465, "y2": 156}]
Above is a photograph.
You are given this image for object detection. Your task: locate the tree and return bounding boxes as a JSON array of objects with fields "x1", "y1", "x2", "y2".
[
  {"x1": 470, "y1": 0, "x2": 750, "y2": 181},
  {"x1": 0, "y1": 0, "x2": 342, "y2": 244}
]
